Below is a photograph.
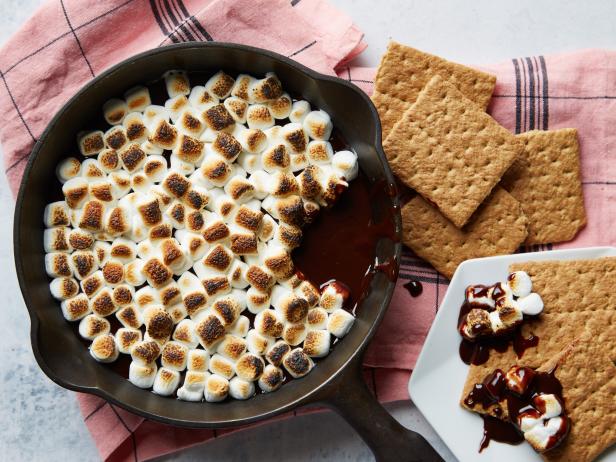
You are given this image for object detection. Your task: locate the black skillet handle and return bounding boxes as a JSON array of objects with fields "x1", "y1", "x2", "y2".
[{"x1": 316, "y1": 354, "x2": 444, "y2": 462}]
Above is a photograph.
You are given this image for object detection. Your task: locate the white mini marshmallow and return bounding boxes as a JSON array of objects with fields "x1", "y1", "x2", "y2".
[
  {"x1": 124, "y1": 258, "x2": 146, "y2": 286},
  {"x1": 103, "y1": 98, "x2": 127, "y2": 125},
  {"x1": 303, "y1": 110, "x2": 333, "y2": 141},
  {"x1": 229, "y1": 315, "x2": 250, "y2": 338},
  {"x1": 320, "y1": 283, "x2": 347, "y2": 311},
  {"x1": 519, "y1": 413, "x2": 543, "y2": 433},
  {"x1": 268, "y1": 93, "x2": 292, "y2": 119},
  {"x1": 108, "y1": 170, "x2": 131, "y2": 199},
  {"x1": 258, "y1": 364, "x2": 284, "y2": 393},
  {"x1": 164, "y1": 70, "x2": 190, "y2": 98},
  {"x1": 534, "y1": 394, "x2": 563, "y2": 419},
  {"x1": 177, "y1": 370, "x2": 207, "y2": 401},
  {"x1": 123, "y1": 112, "x2": 148, "y2": 144},
  {"x1": 307, "y1": 140, "x2": 334, "y2": 165},
  {"x1": 524, "y1": 416, "x2": 566, "y2": 452},
  {"x1": 50, "y1": 277, "x2": 79, "y2": 301},
  {"x1": 237, "y1": 152, "x2": 261, "y2": 174},
  {"x1": 56, "y1": 158, "x2": 82, "y2": 183},
  {"x1": 187, "y1": 348, "x2": 209, "y2": 371},
  {"x1": 124, "y1": 86, "x2": 151, "y2": 112},
  {"x1": 332, "y1": 150, "x2": 359, "y2": 181},
  {"x1": 205, "y1": 71, "x2": 235, "y2": 99},
  {"x1": 90, "y1": 333, "x2": 119, "y2": 363},
  {"x1": 248, "y1": 170, "x2": 271, "y2": 199},
  {"x1": 78, "y1": 130, "x2": 105, "y2": 157},
  {"x1": 152, "y1": 367, "x2": 181, "y2": 396},
  {"x1": 246, "y1": 104, "x2": 274, "y2": 130},
  {"x1": 170, "y1": 152, "x2": 196, "y2": 176},
  {"x1": 164, "y1": 95, "x2": 189, "y2": 123},
  {"x1": 129, "y1": 361, "x2": 157, "y2": 389},
  {"x1": 246, "y1": 329, "x2": 273, "y2": 356},
  {"x1": 518, "y1": 293, "x2": 544, "y2": 316},
  {"x1": 115, "y1": 328, "x2": 142, "y2": 354},
  {"x1": 61, "y1": 293, "x2": 91, "y2": 321},
  {"x1": 229, "y1": 377, "x2": 255, "y2": 400},
  {"x1": 204, "y1": 374, "x2": 229, "y2": 402},
  {"x1": 289, "y1": 100, "x2": 311, "y2": 124},
  {"x1": 209, "y1": 354, "x2": 235, "y2": 380},
  {"x1": 508, "y1": 271, "x2": 533, "y2": 297},
  {"x1": 327, "y1": 309, "x2": 355, "y2": 338},
  {"x1": 44, "y1": 226, "x2": 70, "y2": 253}
]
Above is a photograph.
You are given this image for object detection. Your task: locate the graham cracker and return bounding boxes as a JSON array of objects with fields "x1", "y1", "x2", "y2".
[
  {"x1": 538, "y1": 328, "x2": 616, "y2": 462},
  {"x1": 501, "y1": 129, "x2": 586, "y2": 245},
  {"x1": 384, "y1": 75, "x2": 524, "y2": 228},
  {"x1": 401, "y1": 187, "x2": 528, "y2": 279},
  {"x1": 372, "y1": 41, "x2": 496, "y2": 137},
  {"x1": 460, "y1": 257, "x2": 616, "y2": 421}
]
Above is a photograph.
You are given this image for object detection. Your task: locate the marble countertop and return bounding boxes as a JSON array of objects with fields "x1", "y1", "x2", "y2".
[{"x1": 1, "y1": 1, "x2": 614, "y2": 460}]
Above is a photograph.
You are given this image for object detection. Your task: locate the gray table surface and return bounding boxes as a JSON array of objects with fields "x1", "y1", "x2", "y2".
[{"x1": 0, "y1": 1, "x2": 614, "y2": 460}]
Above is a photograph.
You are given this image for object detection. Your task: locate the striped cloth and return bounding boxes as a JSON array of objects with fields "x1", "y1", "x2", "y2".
[{"x1": 1, "y1": 0, "x2": 615, "y2": 460}]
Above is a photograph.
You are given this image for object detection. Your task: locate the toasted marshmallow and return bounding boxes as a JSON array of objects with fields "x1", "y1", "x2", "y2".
[
  {"x1": 130, "y1": 340, "x2": 161, "y2": 366},
  {"x1": 97, "y1": 149, "x2": 120, "y2": 173},
  {"x1": 172, "y1": 134, "x2": 204, "y2": 165},
  {"x1": 267, "y1": 93, "x2": 292, "y2": 119},
  {"x1": 204, "y1": 71, "x2": 234, "y2": 99},
  {"x1": 246, "y1": 264, "x2": 275, "y2": 293},
  {"x1": 113, "y1": 284, "x2": 135, "y2": 306},
  {"x1": 231, "y1": 206, "x2": 263, "y2": 234},
  {"x1": 141, "y1": 138, "x2": 164, "y2": 155},
  {"x1": 157, "y1": 282, "x2": 182, "y2": 308},
  {"x1": 44, "y1": 201, "x2": 71, "y2": 228},
  {"x1": 246, "y1": 104, "x2": 274, "y2": 130},
  {"x1": 116, "y1": 304, "x2": 142, "y2": 329},
  {"x1": 518, "y1": 293, "x2": 544, "y2": 316},
  {"x1": 265, "y1": 340, "x2": 291, "y2": 367},
  {"x1": 152, "y1": 367, "x2": 180, "y2": 396},
  {"x1": 235, "y1": 353, "x2": 265, "y2": 381},
  {"x1": 174, "y1": 230, "x2": 206, "y2": 261},
  {"x1": 81, "y1": 158, "x2": 106, "y2": 181},
  {"x1": 237, "y1": 125, "x2": 268, "y2": 154},
  {"x1": 104, "y1": 125, "x2": 128, "y2": 151},
  {"x1": 108, "y1": 237, "x2": 136, "y2": 263},
  {"x1": 185, "y1": 209, "x2": 205, "y2": 233},
  {"x1": 145, "y1": 307, "x2": 174, "y2": 344},
  {"x1": 263, "y1": 195, "x2": 305, "y2": 228},
  {"x1": 195, "y1": 314, "x2": 226, "y2": 350},
  {"x1": 115, "y1": 328, "x2": 142, "y2": 354},
  {"x1": 212, "y1": 295, "x2": 243, "y2": 326},
  {"x1": 247, "y1": 171, "x2": 270, "y2": 200},
  {"x1": 165, "y1": 303, "x2": 186, "y2": 323},
  {"x1": 216, "y1": 334, "x2": 247, "y2": 362},
  {"x1": 204, "y1": 374, "x2": 229, "y2": 402},
  {"x1": 60, "y1": 293, "x2": 91, "y2": 321},
  {"x1": 303, "y1": 330, "x2": 331, "y2": 358},
  {"x1": 228, "y1": 377, "x2": 254, "y2": 400},
  {"x1": 320, "y1": 283, "x2": 347, "y2": 312},
  {"x1": 78, "y1": 130, "x2": 105, "y2": 156},
  {"x1": 89, "y1": 179, "x2": 115, "y2": 204},
  {"x1": 183, "y1": 349, "x2": 208, "y2": 373},
  {"x1": 69, "y1": 250, "x2": 98, "y2": 280},
  {"x1": 124, "y1": 85, "x2": 151, "y2": 112},
  {"x1": 258, "y1": 365, "x2": 284, "y2": 393},
  {"x1": 208, "y1": 134, "x2": 241, "y2": 164},
  {"x1": 327, "y1": 309, "x2": 355, "y2": 338},
  {"x1": 332, "y1": 150, "x2": 359, "y2": 181},
  {"x1": 533, "y1": 394, "x2": 563, "y2": 419},
  {"x1": 123, "y1": 112, "x2": 148, "y2": 144},
  {"x1": 93, "y1": 241, "x2": 111, "y2": 266},
  {"x1": 209, "y1": 353, "x2": 235, "y2": 379},
  {"x1": 176, "y1": 272, "x2": 207, "y2": 318},
  {"x1": 282, "y1": 348, "x2": 313, "y2": 378},
  {"x1": 280, "y1": 123, "x2": 308, "y2": 155},
  {"x1": 101, "y1": 259, "x2": 124, "y2": 286},
  {"x1": 505, "y1": 366, "x2": 536, "y2": 396},
  {"x1": 254, "y1": 309, "x2": 284, "y2": 338},
  {"x1": 63, "y1": 177, "x2": 89, "y2": 209},
  {"x1": 171, "y1": 319, "x2": 198, "y2": 349},
  {"x1": 56, "y1": 158, "x2": 82, "y2": 184},
  {"x1": 307, "y1": 140, "x2": 333, "y2": 164},
  {"x1": 198, "y1": 244, "x2": 233, "y2": 274},
  {"x1": 108, "y1": 170, "x2": 131, "y2": 199},
  {"x1": 44, "y1": 226, "x2": 70, "y2": 253},
  {"x1": 268, "y1": 171, "x2": 299, "y2": 199},
  {"x1": 188, "y1": 85, "x2": 219, "y2": 111},
  {"x1": 173, "y1": 107, "x2": 203, "y2": 138},
  {"x1": 288, "y1": 99, "x2": 310, "y2": 122},
  {"x1": 200, "y1": 154, "x2": 234, "y2": 187},
  {"x1": 103, "y1": 98, "x2": 127, "y2": 125},
  {"x1": 129, "y1": 361, "x2": 157, "y2": 389},
  {"x1": 142, "y1": 258, "x2": 173, "y2": 288},
  {"x1": 142, "y1": 104, "x2": 169, "y2": 127},
  {"x1": 232, "y1": 152, "x2": 258, "y2": 175},
  {"x1": 222, "y1": 177, "x2": 255, "y2": 206},
  {"x1": 160, "y1": 341, "x2": 189, "y2": 371},
  {"x1": 229, "y1": 315, "x2": 250, "y2": 338},
  {"x1": 177, "y1": 370, "x2": 207, "y2": 401},
  {"x1": 76, "y1": 200, "x2": 105, "y2": 233},
  {"x1": 164, "y1": 70, "x2": 190, "y2": 98},
  {"x1": 242, "y1": 286, "x2": 268, "y2": 314},
  {"x1": 67, "y1": 229, "x2": 93, "y2": 252},
  {"x1": 44, "y1": 252, "x2": 72, "y2": 278},
  {"x1": 272, "y1": 286, "x2": 308, "y2": 323},
  {"x1": 228, "y1": 74, "x2": 254, "y2": 101},
  {"x1": 224, "y1": 96, "x2": 248, "y2": 124},
  {"x1": 303, "y1": 110, "x2": 333, "y2": 141},
  {"x1": 508, "y1": 271, "x2": 533, "y2": 298},
  {"x1": 524, "y1": 416, "x2": 567, "y2": 452},
  {"x1": 306, "y1": 307, "x2": 328, "y2": 331},
  {"x1": 282, "y1": 322, "x2": 307, "y2": 346},
  {"x1": 124, "y1": 258, "x2": 146, "y2": 286},
  {"x1": 296, "y1": 281, "x2": 320, "y2": 308},
  {"x1": 229, "y1": 228, "x2": 258, "y2": 257},
  {"x1": 90, "y1": 287, "x2": 117, "y2": 317},
  {"x1": 50, "y1": 277, "x2": 79, "y2": 301},
  {"x1": 118, "y1": 143, "x2": 146, "y2": 173},
  {"x1": 90, "y1": 333, "x2": 119, "y2": 363},
  {"x1": 78, "y1": 314, "x2": 110, "y2": 340},
  {"x1": 261, "y1": 245, "x2": 294, "y2": 281},
  {"x1": 258, "y1": 214, "x2": 277, "y2": 243},
  {"x1": 250, "y1": 73, "x2": 283, "y2": 103},
  {"x1": 165, "y1": 201, "x2": 186, "y2": 229},
  {"x1": 279, "y1": 273, "x2": 302, "y2": 290},
  {"x1": 149, "y1": 118, "x2": 179, "y2": 150},
  {"x1": 80, "y1": 271, "x2": 104, "y2": 298},
  {"x1": 245, "y1": 329, "x2": 273, "y2": 356},
  {"x1": 202, "y1": 103, "x2": 235, "y2": 131},
  {"x1": 261, "y1": 143, "x2": 291, "y2": 173}
]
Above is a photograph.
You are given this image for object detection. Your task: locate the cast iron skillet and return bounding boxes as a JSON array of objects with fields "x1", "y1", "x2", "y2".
[{"x1": 13, "y1": 42, "x2": 442, "y2": 462}]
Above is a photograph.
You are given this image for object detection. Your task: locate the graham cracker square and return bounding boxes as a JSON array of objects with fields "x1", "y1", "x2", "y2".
[
  {"x1": 372, "y1": 41, "x2": 496, "y2": 138},
  {"x1": 501, "y1": 129, "x2": 586, "y2": 245},
  {"x1": 401, "y1": 187, "x2": 528, "y2": 279},
  {"x1": 386, "y1": 75, "x2": 524, "y2": 228}
]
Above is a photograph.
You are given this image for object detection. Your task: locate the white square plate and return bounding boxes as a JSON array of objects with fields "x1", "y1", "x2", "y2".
[{"x1": 408, "y1": 247, "x2": 616, "y2": 462}]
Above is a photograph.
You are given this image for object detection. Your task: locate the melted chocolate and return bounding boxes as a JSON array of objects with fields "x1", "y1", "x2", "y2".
[
  {"x1": 403, "y1": 280, "x2": 423, "y2": 297},
  {"x1": 464, "y1": 367, "x2": 569, "y2": 453}
]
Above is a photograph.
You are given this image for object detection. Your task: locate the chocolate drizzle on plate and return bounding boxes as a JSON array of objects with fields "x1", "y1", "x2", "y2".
[{"x1": 403, "y1": 280, "x2": 423, "y2": 297}]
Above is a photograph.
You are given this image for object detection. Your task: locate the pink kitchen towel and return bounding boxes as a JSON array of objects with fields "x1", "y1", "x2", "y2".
[{"x1": 2, "y1": 0, "x2": 616, "y2": 460}]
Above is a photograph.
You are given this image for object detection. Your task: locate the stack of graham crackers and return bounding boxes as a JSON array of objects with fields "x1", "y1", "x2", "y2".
[
  {"x1": 373, "y1": 42, "x2": 587, "y2": 279},
  {"x1": 461, "y1": 257, "x2": 616, "y2": 461}
]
